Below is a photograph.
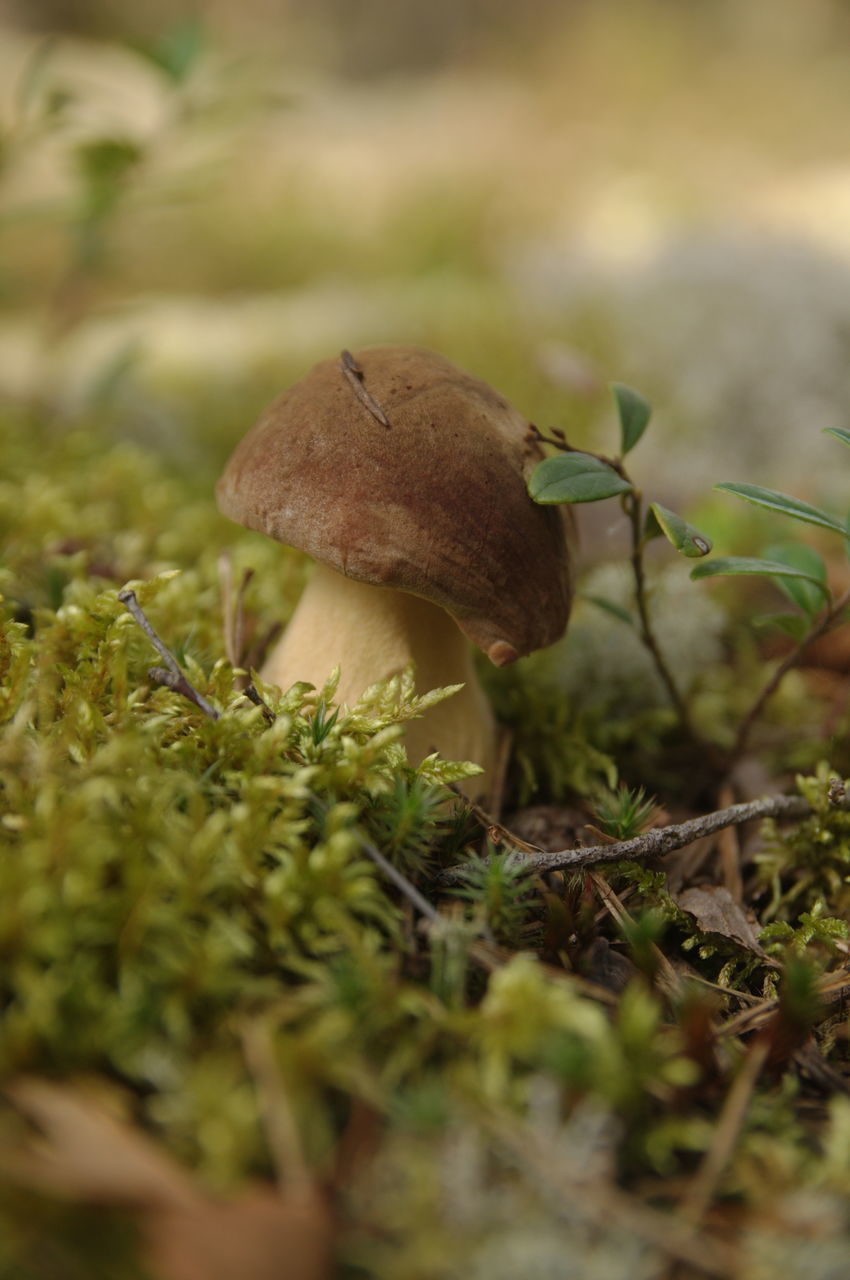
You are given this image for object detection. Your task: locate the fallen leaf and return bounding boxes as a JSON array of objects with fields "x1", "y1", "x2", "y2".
[
  {"x1": 2, "y1": 1079, "x2": 334, "y2": 1280},
  {"x1": 147, "y1": 1187, "x2": 333, "y2": 1280},
  {"x1": 675, "y1": 885, "x2": 765, "y2": 954},
  {"x1": 2, "y1": 1077, "x2": 197, "y2": 1209}
]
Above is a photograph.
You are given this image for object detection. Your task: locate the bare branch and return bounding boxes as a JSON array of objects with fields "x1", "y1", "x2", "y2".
[
  {"x1": 147, "y1": 667, "x2": 220, "y2": 721},
  {"x1": 440, "y1": 793, "x2": 811, "y2": 881},
  {"x1": 118, "y1": 590, "x2": 220, "y2": 720},
  {"x1": 680, "y1": 1036, "x2": 771, "y2": 1225},
  {"x1": 732, "y1": 585, "x2": 850, "y2": 761}
]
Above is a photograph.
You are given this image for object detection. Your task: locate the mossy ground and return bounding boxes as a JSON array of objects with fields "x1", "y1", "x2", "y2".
[
  {"x1": 3, "y1": 6, "x2": 850, "y2": 1275},
  {"x1": 2, "y1": 406, "x2": 850, "y2": 1279}
]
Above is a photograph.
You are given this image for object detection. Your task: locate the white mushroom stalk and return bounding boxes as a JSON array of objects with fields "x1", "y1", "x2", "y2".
[{"x1": 262, "y1": 561, "x2": 496, "y2": 793}]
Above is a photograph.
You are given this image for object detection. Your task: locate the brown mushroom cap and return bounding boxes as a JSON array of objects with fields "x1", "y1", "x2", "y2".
[{"x1": 216, "y1": 345, "x2": 573, "y2": 665}]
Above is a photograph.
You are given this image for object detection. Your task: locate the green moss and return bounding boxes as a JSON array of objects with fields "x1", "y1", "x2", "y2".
[{"x1": 3, "y1": 411, "x2": 850, "y2": 1272}]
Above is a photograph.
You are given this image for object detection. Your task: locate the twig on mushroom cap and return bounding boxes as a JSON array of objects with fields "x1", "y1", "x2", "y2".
[{"x1": 339, "y1": 348, "x2": 391, "y2": 428}]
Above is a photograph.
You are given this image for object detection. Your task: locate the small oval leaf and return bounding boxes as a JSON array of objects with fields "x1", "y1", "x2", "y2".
[
  {"x1": 643, "y1": 507, "x2": 663, "y2": 541},
  {"x1": 824, "y1": 427, "x2": 850, "y2": 450},
  {"x1": 690, "y1": 556, "x2": 831, "y2": 598},
  {"x1": 752, "y1": 613, "x2": 811, "y2": 642},
  {"x1": 528, "y1": 452, "x2": 633, "y2": 504},
  {"x1": 612, "y1": 383, "x2": 651, "y2": 456},
  {"x1": 649, "y1": 503, "x2": 713, "y2": 558},
  {"x1": 716, "y1": 482, "x2": 848, "y2": 538},
  {"x1": 141, "y1": 17, "x2": 207, "y2": 84},
  {"x1": 764, "y1": 542, "x2": 828, "y2": 617},
  {"x1": 580, "y1": 594, "x2": 635, "y2": 626}
]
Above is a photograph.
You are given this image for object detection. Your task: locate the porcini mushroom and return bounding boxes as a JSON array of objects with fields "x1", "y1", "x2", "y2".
[{"x1": 216, "y1": 345, "x2": 573, "y2": 797}]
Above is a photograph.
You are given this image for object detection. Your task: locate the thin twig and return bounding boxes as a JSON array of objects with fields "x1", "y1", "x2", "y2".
[
  {"x1": 680, "y1": 1036, "x2": 770, "y2": 1225},
  {"x1": 439, "y1": 793, "x2": 811, "y2": 881},
  {"x1": 234, "y1": 569, "x2": 253, "y2": 670},
  {"x1": 447, "y1": 784, "x2": 543, "y2": 857},
  {"x1": 590, "y1": 871, "x2": 684, "y2": 999},
  {"x1": 311, "y1": 794, "x2": 441, "y2": 925},
  {"x1": 339, "y1": 349, "x2": 391, "y2": 428},
  {"x1": 118, "y1": 589, "x2": 220, "y2": 720},
  {"x1": 716, "y1": 782, "x2": 743, "y2": 903},
  {"x1": 241, "y1": 1020, "x2": 312, "y2": 1193},
  {"x1": 528, "y1": 427, "x2": 704, "y2": 749},
  {"x1": 528, "y1": 425, "x2": 622, "y2": 474},
  {"x1": 241, "y1": 682, "x2": 276, "y2": 724},
  {"x1": 624, "y1": 487, "x2": 701, "y2": 744},
  {"x1": 732, "y1": 585, "x2": 850, "y2": 761},
  {"x1": 717, "y1": 967, "x2": 850, "y2": 1040},
  {"x1": 218, "y1": 553, "x2": 236, "y2": 666}
]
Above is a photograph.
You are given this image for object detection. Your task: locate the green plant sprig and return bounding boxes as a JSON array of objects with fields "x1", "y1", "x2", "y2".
[
  {"x1": 527, "y1": 385, "x2": 713, "y2": 751},
  {"x1": 691, "y1": 433, "x2": 850, "y2": 760}
]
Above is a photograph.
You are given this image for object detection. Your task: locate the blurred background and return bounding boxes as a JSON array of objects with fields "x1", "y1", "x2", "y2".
[{"x1": 3, "y1": 0, "x2": 850, "y2": 501}]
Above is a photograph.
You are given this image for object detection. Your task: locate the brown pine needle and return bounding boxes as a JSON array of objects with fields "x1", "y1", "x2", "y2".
[{"x1": 680, "y1": 1036, "x2": 771, "y2": 1225}]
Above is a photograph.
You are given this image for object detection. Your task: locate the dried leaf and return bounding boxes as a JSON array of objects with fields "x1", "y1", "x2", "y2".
[
  {"x1": 2, "y1": 1080, "x2": 334, "y2": 1280},
  {"x1": 147, "y1": 1187, "x2": 333, "y2": 1280},
  {"x1": 3, "y1": 1078, "x2": 197, "y2": 1209},
  {"x1": 675, "y1": 886, "x2": 765, "y2": 954}
]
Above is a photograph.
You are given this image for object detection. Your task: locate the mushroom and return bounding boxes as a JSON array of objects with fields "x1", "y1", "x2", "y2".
[{"x1": 216, "y1": 345, "x2": 573, "y2": 797}]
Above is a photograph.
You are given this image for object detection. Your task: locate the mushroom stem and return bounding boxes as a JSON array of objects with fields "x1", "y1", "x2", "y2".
[{"x1": 261, "y1": 561, "x2": 496, "y2": 798}]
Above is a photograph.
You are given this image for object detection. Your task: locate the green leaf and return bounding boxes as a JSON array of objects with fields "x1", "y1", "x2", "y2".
[
  {"x1": 612, "y1": 383, "x2": 651, "y2": 456},
  {"x1": 75, "y1": 137, "x2": 143, "y2": 221},
  {"x1": 643, "y1": 506, "x2": 663, "y2": 541},
  {"x1": 140, "y1": 17, "x2": 206, "y2": 83},
  {"x1": 824, "y1": 427, "x2": 850, "y2": 449},
  {"x1": 764, "y1": 543, "x2": 828, "y2": 617},
  {"x1": 648, "y1": 503, "x2": 712, "y2": 558},
  {"x1": 581, "y1": 594, "x2": 635, "y2": 626},
  {"x1": 716, "y1": 482, "x2": 848, "y2": 538},
  {"x1": 528, "y1": 452, "x2": 633, "y2": 505},
  {"x1": 752, "y1": 614, "x2": 811, "y2": 643},
  {"x1": 690, "y1": 556, "x2": 831, "y2": 597},
  {"x1": 76, "y1": 137, "x2": 143, "y2": 187}
]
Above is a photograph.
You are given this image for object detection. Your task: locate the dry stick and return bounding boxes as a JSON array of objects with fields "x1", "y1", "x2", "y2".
[
  {"x1": 717, "y1": 967, "x2": 850, "y2": 1040},
  {"x1": 241, "y1": 1020, "x2": 312, "y2": 1194},
  {"x1": 590, "y1": 871, "x2": 683, "y2": 1000},
  {"x1": 339, "y1": 348, "x2": 391, "y2": 428},
  {"x1": 716, "y1": 782, "x2": 744, "y2": 904},
  {"x1": 440, "y1": 793, "x2": 811, "y2": 882},
  {"x1": 623, "y1": 486, "x2": 702, "y2": 745},
  {"x1": 309, "y1": 793, "x2": 441, "y2": 925},
  {"x1": 218, "y1": 553, "x2": 236, "y2": 666},
  {"x1": 732, "y1": 584, "x2": 850, "y2": 761},
  {"x1": 234, "y1": 567, "x2": 254, "y2": 671},
  {"x1": 680, "y1": 1035, "x2": 771, "y2": 1226},
  {"x1": 449, "y1": 786, "x2": 543, "y2": 858},
  {"x1": 219, "y1": 553, "x2": 255, "y2": 690},
  {"x1": 117, "y1": 589, "x2": 220, "y2": 720}
]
